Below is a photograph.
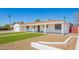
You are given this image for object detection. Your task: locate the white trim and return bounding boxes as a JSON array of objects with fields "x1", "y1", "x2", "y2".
[
  {"x1": 32, "y1": 26, "x2": 35, "y2": 32},
  {"x1": 44, "y1": 25, "x2": 46, "y2": 34},
  {"x1": 25, "y1": 22, "x2": 63, "y2": 26},
  {"x1": 24, "y1": 25, "x2": 26, "y2": 32},
  {"x1": 14, "y1": 22, "x2": 63, "y2": 26},
  {"x1": 62, "y1": 21, "x2": 64, "y2": 35}
]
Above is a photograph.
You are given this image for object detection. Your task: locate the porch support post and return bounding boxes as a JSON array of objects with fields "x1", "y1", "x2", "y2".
[
  {"x1": 44, "y1": 25, "x2": 46, "y2": 34},
  {"x1": 24, "y1": 25, "x2": 26, "y2": 32},
  {"x1": 32, "y1": 25, "x2": 34, "y2": 32},
  {"x1": 62, "y1": 22, "x2": 64, "y2": 35}
]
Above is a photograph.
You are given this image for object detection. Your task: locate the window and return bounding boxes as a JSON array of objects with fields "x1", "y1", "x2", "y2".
[
  {"x1": 32, "y1": 26, "x2": 35, "y2": 29},
  {"x1": 42, "y1": 25, "x2": 44, "y2": 27},
  {"x1": 34, "y1": 26, "x2": 35, "y2": 29},
  {"x1": 42, "y1": 25, "x2": 48, "y2": 28},
  {"x1": 26, "y1": 26, "x2": 29, "y2": 29},
  {"x1": 46, "y1": 25, "x2": 48, "y2": 28},
  {"x1": 55, "y1": 24, "x2": 61, "y2": 30}
]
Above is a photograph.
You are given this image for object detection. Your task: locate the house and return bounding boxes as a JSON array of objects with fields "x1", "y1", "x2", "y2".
[
  {"x1": 70, "y1": 26, "x2": 79, "y2": 33},
  {"x1": 13, "y1": 20, "x2": 70, "y2": 35},
  {"x1": 0, "y1": 26, "x2": 3, "y2": 30}
]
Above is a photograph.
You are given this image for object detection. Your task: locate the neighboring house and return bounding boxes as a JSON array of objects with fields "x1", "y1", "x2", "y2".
[
  {"x1": 70, "y1": 26, "x2": 79, "y2": 33},
  {"x1": 0, "y1": 26, "x2": 2, "y2": 29},
  {"x1": 13, "y1": 20, "x2": 70, "y2": 35},
  {"x1": 0, "y1": 26, "x2": 3, "y2": 30}
]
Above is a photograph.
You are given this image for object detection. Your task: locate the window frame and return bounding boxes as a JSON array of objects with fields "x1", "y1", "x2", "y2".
[
  {"x1": 26, "y1": 26, "x2": 30, "y2": 29},
  {"x1": 55, "y1": 24, "x2": 61, "y2": 30}
]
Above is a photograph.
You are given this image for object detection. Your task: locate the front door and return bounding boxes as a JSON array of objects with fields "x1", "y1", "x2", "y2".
[
  {"x1": 37, "y1": 25, "x2": 40, "y2": 32},
  {"x1": 69, "y1": 26, "x2": 72, "y2": 33}
]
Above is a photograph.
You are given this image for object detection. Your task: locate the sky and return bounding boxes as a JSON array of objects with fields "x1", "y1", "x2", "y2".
[{"x1": 0, "y1": 8, "x2": 79, "y2": 25}]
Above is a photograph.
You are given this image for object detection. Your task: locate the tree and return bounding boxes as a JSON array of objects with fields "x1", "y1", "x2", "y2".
[
  {"x1": 35, "y1": 19, "x2": 40, "y2": 22},
  {"x1": 8, "y1": 15, "x2": 12, "y2": 25},
  {"x1": 8, "y1": 15, "x2": 12, "y2": 30},
  {"x1": 12, "y1": 22, "x2": 16, "y2": 25},
  {"x1": 63, "y1": 16, "x2": 66, "y2": 20},
  {"x1": 69, "y1": 22, "x2": 73, "y2": 26},
  {"x1": 3, "y1": 24, "x2": 10, "y2": 30}
]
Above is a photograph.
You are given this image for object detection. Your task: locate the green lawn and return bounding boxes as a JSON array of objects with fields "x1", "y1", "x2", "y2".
[
  {"x1": 0, "y1": 32, "x2": 26, "y2": 36},
  {"x1": 0, "y1": 32, "x2": 44, "y2": 44}
]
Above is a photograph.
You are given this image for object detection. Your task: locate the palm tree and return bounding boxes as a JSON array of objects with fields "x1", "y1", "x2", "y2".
[
  {"x1": 8, "y1": 15, "x2": 12, "y2": 25},
  {"x1": 35, "y1": 19, "x2": 40, "y2": 22},
  {"x1": 8, "y1": 15, "x2": 12, "y2": 30},
  {"x1": 48, "y1": 18, "x2": 51, "y2": 21},
  {"x1": 63, "y1": 16, "x2": 66, "y2": 20}
]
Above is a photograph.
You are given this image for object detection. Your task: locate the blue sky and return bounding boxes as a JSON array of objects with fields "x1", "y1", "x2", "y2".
[{"x1": 0, "y1": 8, "x2": 79, "y2": 25}]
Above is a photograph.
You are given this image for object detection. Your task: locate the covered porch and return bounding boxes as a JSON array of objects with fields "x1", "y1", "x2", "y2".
[{"x1": 25, "y1": 21, "x2": 64, "y2": 35}]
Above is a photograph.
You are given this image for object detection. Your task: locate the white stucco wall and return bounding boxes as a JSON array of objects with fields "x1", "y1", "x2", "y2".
[
  {"x1": 26, "y1": 25, "x2": 44, "y2": 32},
  {"x1": 14, "y1": 23, "x2": 20, "y2": 32},
  {"x1": 25, "y1": 23, "x2": 70, "y2": 34},
  {"x1": 14, "y1": 22, "x2": 70, "y2": 34},
  {"x1": 46, "y1": 25, "x2": 62, "y2": 33},
  {"x1": 46, "y1": 23, "x2": 70, "y2": 34},
  {"x1": 26, "y1": 27, "x2": 32, "y2": 32}
]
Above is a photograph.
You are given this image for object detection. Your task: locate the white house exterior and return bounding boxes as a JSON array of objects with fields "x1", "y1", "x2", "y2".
[{"x1": 13, "y1": 20, "x2": 70, "y2": 35}]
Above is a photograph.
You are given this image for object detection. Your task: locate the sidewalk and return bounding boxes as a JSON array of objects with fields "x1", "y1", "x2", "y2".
[{"x1": 0, "y1": 30, "x2": 13, "y2": 33}]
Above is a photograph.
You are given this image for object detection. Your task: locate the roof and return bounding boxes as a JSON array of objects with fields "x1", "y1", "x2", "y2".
[
  {"x1": 16, "y1": 22, "x2": 26, "y2": 25},
  {"x1": 16, "y1": 20, "x2": 64, "y2": 25}
]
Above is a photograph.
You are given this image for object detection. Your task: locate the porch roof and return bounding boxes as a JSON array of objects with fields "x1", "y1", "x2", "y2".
[
  {"x1": 16, "y1": 20, "x2": 64, "y2": 26},
  {"x1": 26, "y1": 20, "x2": 64, "y2": 26}
]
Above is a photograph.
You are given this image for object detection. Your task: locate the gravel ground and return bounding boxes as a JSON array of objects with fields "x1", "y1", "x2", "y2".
[{"x1": 45, "y1": 37, "x2": 77, "y2": 50}]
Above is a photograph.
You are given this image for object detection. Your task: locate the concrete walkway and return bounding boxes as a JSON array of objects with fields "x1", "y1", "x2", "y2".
[{"x1": 31, "y1": 42, "x2": 62, "y2": 50}]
